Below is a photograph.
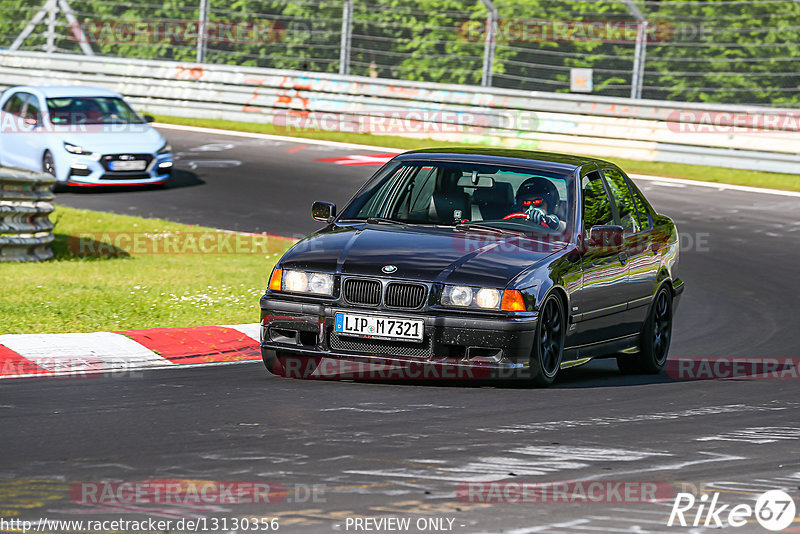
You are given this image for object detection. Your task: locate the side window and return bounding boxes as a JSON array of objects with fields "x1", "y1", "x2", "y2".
[
  {"x1": 2, "y1": 93, "x2": 26, "y2": 116},
  {"x1": 627, "y1": 179, "x2": 652, "y2": 231},
  {"x1": 582, "y1": 171, "x2": 614, "y2": 230},
  {"x1": 23, "y1": 96, "x2": 42, "y2": 124},
  {"x1": 602, "y1": 168, "x2": 639, "y2": 234}
]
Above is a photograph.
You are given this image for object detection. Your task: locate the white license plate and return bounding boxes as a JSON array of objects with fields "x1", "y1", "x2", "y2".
[
  {"x1": 334, "y1": 313, "x2": 424, "y2": 343},
  {"x1": 110, "y1": 160, "x2": 147, "y2": 171}
]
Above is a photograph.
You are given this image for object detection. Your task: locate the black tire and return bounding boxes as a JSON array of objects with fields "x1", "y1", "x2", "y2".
[
  {"x1": 530, "y1": 293, "x2": 565, "y2": 387},
  {"x1": 617, "y1": 286, "x2": 673, "y2": 374},
  {"x1": 261, "y1": 349, "x2": 285, "y2": 376}
]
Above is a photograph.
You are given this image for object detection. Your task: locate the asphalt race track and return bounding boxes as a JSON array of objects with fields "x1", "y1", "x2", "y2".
[{"x1": 3, "y1": 126, "x2": 799, "y2": 533}]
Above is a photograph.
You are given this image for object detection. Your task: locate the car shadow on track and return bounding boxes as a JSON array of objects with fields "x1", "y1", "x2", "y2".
[
  {"x1": 267, "y1": 358, "x2": 676, "y2": 390},
  {"x1": 57, "y1": 169, "x2": 204, "y2": 194}
]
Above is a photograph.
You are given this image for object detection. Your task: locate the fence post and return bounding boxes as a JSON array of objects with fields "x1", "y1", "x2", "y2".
[
  {"x1": 479, "y1": 0, "x2": 497, "y2": 87},
  {"x1": 45, "y1": 0, "x2": 57, "y2": 54},
  {"x1": 196, "y1": 0, "x2": 210, "y2": 63},
  {"x1": 623, "y1": 0, "x2": 647, "y2": 99},
  {"x1": 339, "y1": 0, "x2": 353, "y2": 75}
]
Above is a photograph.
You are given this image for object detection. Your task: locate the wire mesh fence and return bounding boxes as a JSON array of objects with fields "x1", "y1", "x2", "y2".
[{"x1": 2, "y1": 0, "x2": 799, "y2": 106}]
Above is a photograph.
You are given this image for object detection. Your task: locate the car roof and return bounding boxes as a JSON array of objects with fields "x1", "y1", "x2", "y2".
[
  {"x1": 7, "y1": 85, "x2": 123, "y2": 99},
  {"x1": 397, "y1": 147, "x2": 615, "y2": 172}
]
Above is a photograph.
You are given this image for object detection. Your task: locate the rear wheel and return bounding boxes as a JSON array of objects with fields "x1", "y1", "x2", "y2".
[
  {"x1": 617, "y1": 286, "x2": 673, "y2": 374},
  {"x1": 530, "y1": 293, "x2": 565, "y2": 387}
]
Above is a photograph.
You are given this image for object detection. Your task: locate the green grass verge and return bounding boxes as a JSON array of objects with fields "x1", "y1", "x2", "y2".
[
  {"x1": 154, "y1": 114, "x2": 800, "y2": 193},
  {"x1": 0, "y1": 206, "x2": 292, "y2": 334}
]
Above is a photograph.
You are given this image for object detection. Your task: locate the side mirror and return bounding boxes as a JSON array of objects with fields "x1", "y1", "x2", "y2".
[
  {"x1": 143, "y1": 114, "x2": 155, "y2": 123},
  {"x1": 312, "y1": 201, "x2": 336, "y2": 223},
  {"x1": 588, "y1": 225, "x2": 624, "y2": 249}
]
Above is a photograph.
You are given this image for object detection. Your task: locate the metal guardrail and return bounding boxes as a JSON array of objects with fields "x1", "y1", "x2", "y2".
[
  {"x1": 1, "y1": 50, "x2": 800, "y2": 175},
  {"x1": 0, "y1": 167, "x2": 56, "y2": 262}
]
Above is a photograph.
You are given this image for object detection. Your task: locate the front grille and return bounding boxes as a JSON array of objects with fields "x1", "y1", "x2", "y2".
[
  {"x1": 330, "y1": 332, "x2": 433, "y2": 359},
  {"x1": 385, "y1": 282, "x2": 427, "y2": 309},
  {"x1": 343, "y1": 278, "x2": 381, "y2": 306}
]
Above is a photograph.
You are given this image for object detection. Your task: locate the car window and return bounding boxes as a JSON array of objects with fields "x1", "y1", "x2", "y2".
[
  {"x1": 354, "y1": 166, "x2": 406, "y2": 218},
  {"x1": 602, "y1": 168, "x2": 639, "y2": 234},
  {"x1": 23, "y1": 96, "x2": 42, "y2": 124},
  {"x1": 46, "y1": 96, "x2": 144, "y2": 124},
  {"x1": 2, "y1": 93, "x2": 27, "y2": 116},
  {"x1": 582, "y1": 171, "x2": 614, "y2": 230},
  {"x1": 626, "y1": 178, "x2": 652, "y2": 231},
  {"x1": 341, "y1": 161, "x2": 574, "y2": 235}
]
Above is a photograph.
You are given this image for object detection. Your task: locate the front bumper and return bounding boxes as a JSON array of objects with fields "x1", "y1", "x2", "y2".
[
  {"x1": 259, "y1": 296, "x2": 539, "y2": 380},
  {"x1": 60, "y1": 151, "x2": 173, "y2": 186}
]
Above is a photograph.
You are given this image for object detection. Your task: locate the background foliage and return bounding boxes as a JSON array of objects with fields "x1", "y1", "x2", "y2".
[{"x1": 2, "y1": 0, "x2": 799, "y2": 106}]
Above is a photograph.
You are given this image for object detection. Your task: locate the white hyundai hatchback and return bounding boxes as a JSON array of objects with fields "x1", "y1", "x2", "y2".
[{"x1": 0, "y1": 86, "x2": 173, "y2": 188}]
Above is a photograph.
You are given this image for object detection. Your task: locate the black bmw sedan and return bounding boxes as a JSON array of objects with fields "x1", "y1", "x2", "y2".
[{"x1": 259, "y1": 148, "x2": 684, "y2": 385}]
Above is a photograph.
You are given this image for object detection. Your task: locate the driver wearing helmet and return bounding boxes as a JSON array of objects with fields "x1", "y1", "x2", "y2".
[{"x1": 505, "y1": 177, "x2": 566, "y2": 231}]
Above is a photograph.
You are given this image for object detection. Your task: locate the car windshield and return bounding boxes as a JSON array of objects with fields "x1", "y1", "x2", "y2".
[
  {"x1": 46, "y1": 97, "x2": 144, "y2": 125},
  {"x1": 339, "y1": 160, "x2": 575, "y2": 236}
]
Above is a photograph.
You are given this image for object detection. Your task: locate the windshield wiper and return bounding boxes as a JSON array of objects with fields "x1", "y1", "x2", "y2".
[
  {"x1": 455, "y1": 222, "x2": 527, "y2": 236},
  {"x1": 365, "y1": 217, "x2": 407, "y2": 226}
]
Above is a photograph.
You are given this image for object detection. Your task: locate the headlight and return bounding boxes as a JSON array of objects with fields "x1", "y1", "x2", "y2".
[
  {"x1": 442, "y1": 285, "x2": 502, "y2": 309},
  {"x1": 158, "y1": 142, "x2": 172, "y2": 154},
  {"x1": 64, "y1": 142, "x2": 93, "y2": 156},
  {"x1": 476, "y1": 288, "x2": 501, "y2": 309},
  {"x1": 280, "y1": 269, "x2": 334, "y2": 296}
]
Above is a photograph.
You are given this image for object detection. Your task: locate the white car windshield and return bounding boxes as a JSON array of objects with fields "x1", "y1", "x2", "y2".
[{"x1": 46, "y1": 97, "x2": 144, "y2": 125}]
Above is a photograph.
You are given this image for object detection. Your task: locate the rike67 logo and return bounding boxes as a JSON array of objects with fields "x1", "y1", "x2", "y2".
[{"x1": 668, "y1": 490, "x2": 796, "y2": 531}]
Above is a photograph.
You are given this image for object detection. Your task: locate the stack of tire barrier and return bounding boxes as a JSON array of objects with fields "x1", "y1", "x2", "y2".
[{"x1": 0, "y1": 167, "x2": 56, "y2": 262}]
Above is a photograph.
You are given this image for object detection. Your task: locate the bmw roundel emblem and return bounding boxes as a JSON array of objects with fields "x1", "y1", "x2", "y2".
[{"x1": 382, "y1": 265, "x2": 398, "y2": 274}]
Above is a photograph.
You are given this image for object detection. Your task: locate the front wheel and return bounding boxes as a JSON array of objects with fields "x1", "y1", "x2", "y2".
[
  {"x1": 529, "y1": 293, "x2": 565, "y2": 387},
  {"x1": 43, "y1": 150, "x2": 56, "y2": 176},
  {"x1": 617, "y1": 286, "x2": 673, "y2": 374}
]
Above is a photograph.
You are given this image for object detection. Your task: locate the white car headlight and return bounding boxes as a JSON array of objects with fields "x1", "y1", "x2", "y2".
[
  {"x1": 442, "y1": 285, "x2": 502, "y2": 309},
  {"x1": 64, "y1": 142, "x2": 94, "y2": 156},
  {"x1": 476, "y1": 288, "x2": 501, "y2": 309},
  {"x1": 282, "y1": 270, "x2": 334, "y2": 296},
  {"x1": 158, "y1": 142, "x2": 172, "y2": 154}
]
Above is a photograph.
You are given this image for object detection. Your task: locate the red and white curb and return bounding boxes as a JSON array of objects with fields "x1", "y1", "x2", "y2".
[{"x1": 0, "y1": 324, "x2": 261, "y2": 379}]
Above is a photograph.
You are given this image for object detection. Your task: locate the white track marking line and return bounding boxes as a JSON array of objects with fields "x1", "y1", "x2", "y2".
[
  {"x1": 221, "y1": 323, "x2": 261, "y2": 342},
  {"x1": 0, "y1": 332, "x2": 172, "y2": 372},
  {"x1": 154, "y1": 123, "x2": 399, "y2": 152},
  {"x1": 629, "y1": 173, "x2": 800, "y2": 198},
  {"x1": 156, "y1": 122, "x2": 800, "y2": 199}
]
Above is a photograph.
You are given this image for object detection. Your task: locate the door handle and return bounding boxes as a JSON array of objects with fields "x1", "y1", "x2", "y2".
[{"x1": 618, "y1": 252, "x2": 628, "y2": 265}]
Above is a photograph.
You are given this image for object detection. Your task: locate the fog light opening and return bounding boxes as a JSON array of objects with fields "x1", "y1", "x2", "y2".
[
  {"x1": 466, "y1": 347, "x2": 504, "y2": 363},
  {"x1": 270, "y1": 328, "x2": 298, "y2": 345}
]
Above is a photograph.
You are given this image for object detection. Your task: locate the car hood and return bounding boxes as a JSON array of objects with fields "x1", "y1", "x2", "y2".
[
  {"x1": 58, "y1": 125, "x2": 164, "y2": 153},
  {"x1": 279, "y1": 224, "x2": 565, "y2": 288}
]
